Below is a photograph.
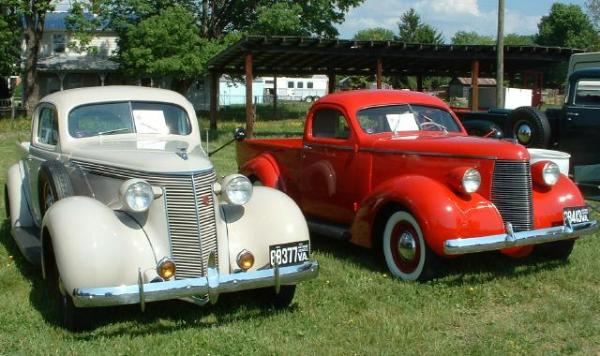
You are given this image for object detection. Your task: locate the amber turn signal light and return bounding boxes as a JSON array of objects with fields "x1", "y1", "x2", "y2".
[
  {"x1": 237, "y1": 250, "x2": 255, "y2": 271},
  {"x1": 157, "y1": 258, "x2": 176, "y2": 279}
]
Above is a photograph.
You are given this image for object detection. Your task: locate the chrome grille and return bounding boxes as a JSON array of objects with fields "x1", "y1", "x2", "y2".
[
  {"x1": 72, "y1": 160, "x2": 218, "y2": 278},
  {"x1": 491, "y1": 160, "x2": 534, "y2": 232}
]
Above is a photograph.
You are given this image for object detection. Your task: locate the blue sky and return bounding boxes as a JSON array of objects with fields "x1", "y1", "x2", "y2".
[{"x1": 336, "y1": 0, "x2": 588, "y2": 40}]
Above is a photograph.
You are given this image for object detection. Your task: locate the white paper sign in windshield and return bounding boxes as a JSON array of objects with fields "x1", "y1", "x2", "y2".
[
  {"x1": 387, "y1": 113, "x2": 419, "y2": 132},
  {"x1": 133, "y1": 110, "x2": 169, "y2": 134}
]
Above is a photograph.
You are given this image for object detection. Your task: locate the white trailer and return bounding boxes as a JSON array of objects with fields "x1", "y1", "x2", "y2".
[{"x1": 262, "y1": 75, "x2": 328, "y2": 102}]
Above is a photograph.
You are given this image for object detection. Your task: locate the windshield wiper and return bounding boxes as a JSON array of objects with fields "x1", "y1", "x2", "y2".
[{"x1": 97, "y1": 127, "x2": 131, "y2": 136}]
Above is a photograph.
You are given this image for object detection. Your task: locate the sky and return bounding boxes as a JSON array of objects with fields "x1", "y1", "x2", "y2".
[{"x1": 336, "y1": 0, "x2": 588, "y2": 40}]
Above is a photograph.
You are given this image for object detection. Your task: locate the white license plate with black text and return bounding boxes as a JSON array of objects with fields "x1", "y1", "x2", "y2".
[
  {"x1": 270, "y1": 241, "x2": 310, "y2": 267},
  {"x1": 564, "y1": 206, "x2": 590, "y2": 224}
]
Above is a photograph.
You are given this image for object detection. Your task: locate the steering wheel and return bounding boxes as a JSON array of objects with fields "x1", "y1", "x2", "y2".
[{"x1": 418, "y1": 121, "x2": 447, "y2": 132}]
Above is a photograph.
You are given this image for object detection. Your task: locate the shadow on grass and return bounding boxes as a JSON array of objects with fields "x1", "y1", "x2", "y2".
[
  {"x1": 0, "y1": 220, "x2": 294, "y2": 336},
  {"x1": 310, "y1": 232, "x2": 567, "y2": 285}
]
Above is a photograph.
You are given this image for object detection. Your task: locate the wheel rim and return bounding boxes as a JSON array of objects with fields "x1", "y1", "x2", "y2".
[
  {"x1": 42, "y1": 181, "x2": 55, "y2": 213},
  {"x1": 515, "y1": 121, "x2": 532, "y2": 145},
  {"x1": 390, "y1": 222, "x2": 421, "y2": 273}
]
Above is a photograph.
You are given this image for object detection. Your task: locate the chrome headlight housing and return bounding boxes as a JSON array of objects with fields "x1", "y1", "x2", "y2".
[
  {"x1": 119, "y1": 179, "x2": 154, "y2": 212},
  {"x1": 222, "y1": 174, "x2": 253, "y2": 205},
  {"x1": 541, "y1": 161, "x2": 560, "y2": 186},
  {"x1": 462, "y1": 168, "x2": 481, "y2": 194}
]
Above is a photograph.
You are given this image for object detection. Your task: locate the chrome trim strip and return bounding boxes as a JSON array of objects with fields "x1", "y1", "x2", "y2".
[
  {"x1": 444, "y1": 220, "x2": 598, "y2": 255},
  {"x1": 70, "y1": 159, "x2": 213, "y2": 177},
  {"x1": 359, "y1": 148, "x2": 499, "y2": 160},
  {"x1": 190, "y1": 174, "x2": 205, "y2": 274},
  {"x1": 72, "y1": 260, "x2": 319, "y2": 308},
  {"x1": 305, "y1": 142, "x2": 354, "y2": 151}
]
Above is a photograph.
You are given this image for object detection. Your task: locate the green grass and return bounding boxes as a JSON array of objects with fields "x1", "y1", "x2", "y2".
[{"x1": 1, "y1": 116, "x2": 600, "y2": 354}]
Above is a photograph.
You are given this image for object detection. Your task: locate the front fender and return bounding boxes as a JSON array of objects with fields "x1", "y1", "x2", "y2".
[
  {"x1": 533, "y1": 174, "x2": 586, "y2": 228},
  {"x1": 222, "y1": 187, "x2": 310, "y2": 271},
  {"x1": 239, "y1": 154, "x2": 283, "y2": 189},
  {"x1": 41, "y1": 196, "x2": 157, "y2": 296},
  {"x1": 350, "y1": 175, "x2": 504, "y2": 256}
]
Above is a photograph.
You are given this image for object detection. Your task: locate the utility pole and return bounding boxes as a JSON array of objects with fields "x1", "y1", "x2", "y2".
[{"x1": 496, "y1": 0, "x2": 505, "y2": 108}]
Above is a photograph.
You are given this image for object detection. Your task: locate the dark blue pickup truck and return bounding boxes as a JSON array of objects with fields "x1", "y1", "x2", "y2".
[{"x1": 456, "y1": 69, "x2": 600, "y2": 197}]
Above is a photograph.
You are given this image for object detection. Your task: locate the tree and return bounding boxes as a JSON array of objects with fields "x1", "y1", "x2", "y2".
[
  {"x1": 353, "y1": 27, "x2": 395, "y2": 41},
  {"x1": 536, "y1": 3, "x2": 599, "y2": 49},
  {"x1": 397, "y1": 8, "x2": 443, "y2": 44},
  {"x1": 249, "y1": 3, "x2": 305, "y2": 36},
  {"x1": 504, "y1": 33, "x2": 535, "y2": 45},
  {"x1": 0, "y1": 0, "x2": 21, "y2": 76},
  {"x1": 451, "y1": 31, "x2": 494, "y2": 45},
  {"x1": 586, "y1": 0, "x2": 600, "y2": 29}
]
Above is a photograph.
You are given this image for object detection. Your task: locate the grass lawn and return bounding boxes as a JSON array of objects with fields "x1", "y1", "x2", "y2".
[{"x1": 0, "y1": 116, "x2": 599, "y2": 355}]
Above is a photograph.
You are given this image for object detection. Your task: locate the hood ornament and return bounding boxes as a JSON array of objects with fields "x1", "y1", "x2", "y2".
[{"x1": 176, "y1": 147, "x2": 188, "y2": 160}]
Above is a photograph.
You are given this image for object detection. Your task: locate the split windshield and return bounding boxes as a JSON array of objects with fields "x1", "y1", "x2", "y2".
[
  {"x1": 68, "y1": 101, "x2": 192, "y2": 138},
  {"x1": 357, "y1": 104, "x2": 461, "y2": 134}
]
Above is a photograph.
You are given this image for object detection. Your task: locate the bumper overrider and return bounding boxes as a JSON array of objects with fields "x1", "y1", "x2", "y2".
[
  {"x1": 444, "y1": 218, "x2": 598, "y2": 255},
  {"x1": 72, "y1": 254, "x2": 319, "y2": 308}
]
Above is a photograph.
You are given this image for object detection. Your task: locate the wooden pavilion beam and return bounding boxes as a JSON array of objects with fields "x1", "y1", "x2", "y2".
[
  {"x1": 245, "y1": 53, "x2": 254, "y2": 138},
  {"x1": 471, "y1": 59, "x2": 480, "y2": 111}
]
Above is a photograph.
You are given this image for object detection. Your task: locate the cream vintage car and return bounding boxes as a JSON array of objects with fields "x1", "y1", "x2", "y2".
[{"x1": 5, "y1": 86, "x2": 318, "y2": 330}]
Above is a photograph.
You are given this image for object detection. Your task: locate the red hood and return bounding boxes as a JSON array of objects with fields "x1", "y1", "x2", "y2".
[{"x1": 368, "y1": 133, "x2": 529, "y2": 161}]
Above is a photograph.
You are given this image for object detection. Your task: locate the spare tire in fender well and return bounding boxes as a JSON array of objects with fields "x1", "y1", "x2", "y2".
[{"x1": 508, "y1": 106, "x2": 551, "y2": 148}]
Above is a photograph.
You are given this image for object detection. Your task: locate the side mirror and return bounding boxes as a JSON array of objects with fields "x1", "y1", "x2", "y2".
[{"x1": 234, "y1": 127, "x2": 246, "y2": 141}]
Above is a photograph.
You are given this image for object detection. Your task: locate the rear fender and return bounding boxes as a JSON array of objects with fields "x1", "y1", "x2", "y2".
[
  {"x1": 350, "y1": 175, "x2": 504, "y2": 256},
  {"x1": 41, "y1": 196, "x2": 157, "y2": 296},
  {"x1": 239, "y1": 154, "x2": 284, "y2": 189},
  {"x1": 221, "y1": 187, "x2": 309, "y2": 272}
]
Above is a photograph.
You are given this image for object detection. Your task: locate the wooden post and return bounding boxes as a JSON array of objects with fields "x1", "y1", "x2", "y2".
[
  {"x1": 471, "y1": 60, "x2": 480, "y2": 111},
  {"x1": 496, "y1": 0, "x2": 505, "y2": 108},
  {"x1": 417, "y1": 74, "x2": 424, "y2": 92},
  {"x1": 273, "y1": 74, "x2": 278, "y2": 117},
  {"x1": 328, "y1": 71, "x2": 336, "y2": 93},
  {"x1": 209, "y1": 73, "x2": 219, "y2": 130},
  {"x1": 245, "y1": 53, "x2": 254, "y2": 138},
  {"x1": 376, "y1": 59, "x2": 383, "y2": 89}
]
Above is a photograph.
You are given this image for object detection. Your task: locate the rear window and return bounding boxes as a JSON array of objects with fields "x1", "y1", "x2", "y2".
[
  {"x1": 357, "y1": 105, "x2": 461, "y2": 134},
  {"x1": 68, "y1": 101, "x2": 191, "y2": 138},
  {"x1": 574, "y1": 79, "x2": 600, "y2": 106}
]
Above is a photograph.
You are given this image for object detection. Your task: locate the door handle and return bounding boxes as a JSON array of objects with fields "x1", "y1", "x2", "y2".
[
  {"x1": 303, "y1": 144, "x2": 312, "y2": 150},
  {"x1": 566, "y1": 112, "x2": 579, "y2": 116}
]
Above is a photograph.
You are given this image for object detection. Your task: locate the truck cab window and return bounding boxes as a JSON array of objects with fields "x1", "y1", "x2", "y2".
[
  {"x1": 312, "y1": 109, "x2": 350, "y2": 139},
  {"x1": 574, "y1": 79, "x2": 600, "y2": 106}
]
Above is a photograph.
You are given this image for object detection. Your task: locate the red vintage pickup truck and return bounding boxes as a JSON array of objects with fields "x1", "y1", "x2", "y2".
[{"x1": 236, "y1": 90, "x2": 597, "y2": 281}]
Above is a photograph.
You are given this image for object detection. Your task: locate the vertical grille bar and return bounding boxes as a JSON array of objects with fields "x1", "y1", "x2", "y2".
[
  {"x1": 71, "y1": 160, "x2": 218, "y2": 278},
  {"x1": 491, "y1": 160, "x2": 534, "y2": 232}
]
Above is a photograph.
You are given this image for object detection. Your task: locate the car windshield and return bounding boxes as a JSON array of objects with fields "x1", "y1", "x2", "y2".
[
  {"x1": 68, "y1": 101, "x2": 192, "y2": 138},
  {"x1": 357, "y1": 104, "x2": 461, "y2": 134}
]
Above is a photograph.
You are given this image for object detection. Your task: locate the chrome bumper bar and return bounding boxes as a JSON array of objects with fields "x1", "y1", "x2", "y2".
[
  {"x1": 444, "y1": 220, "x2": 598, "y2": 255},
  {"x1": 72, "y1": 259, "x2": 319, "y2": 308}
]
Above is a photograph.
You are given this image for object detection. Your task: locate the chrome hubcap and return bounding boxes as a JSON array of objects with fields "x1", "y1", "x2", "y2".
[
  {"x1": 397, "y1": 231, "x2": 417, "y2": 260},
  {"x1": 516, "y1": 123, "x2": 532, "y2": 144}
]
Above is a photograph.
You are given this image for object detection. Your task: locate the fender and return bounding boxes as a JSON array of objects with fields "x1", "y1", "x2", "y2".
[
  {"x1": 41, "y1": 196, "x2": 157, "y2": 296},
  {"x1": 6, "y1": 162, "x2": 35, "y2": 229},
  {"x1": 350, "y1": 175, "x2": 505, "y2": 256},
  {"x1": 239, "y1": 153, "x2": 284, "y2": 190},
  {"x1": 532, "y1": 174, "x2": 586, "y2": 228},
  {"x1": 221, "y1": 187, "x2": 309, "y2": 272}
]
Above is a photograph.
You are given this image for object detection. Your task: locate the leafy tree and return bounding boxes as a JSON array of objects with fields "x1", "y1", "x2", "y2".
[
  {"x1": 504, "y1": 33, "x2": 535, "y2": 45},
  {"x1": 0, "y1": 0, "x2": 21, "y2": 76},
  {"x1": 586, "y1": 0, "x2": 600, "y2": 29},
  {"x1": 397, "y1": 8, "x2": 443, "y2": 44},
  {"x1": 249, "y1": 3, "x2": 305, "y2": 36},
  {"x1": 353, "y1": 27, "x2": 395, "y2": 41},
  {"x1": 451, "y1": 31, "x2": 494, "y2": 45},
  {"x1": 536, "y1": 3, "x2": 599, "y2": 49}
]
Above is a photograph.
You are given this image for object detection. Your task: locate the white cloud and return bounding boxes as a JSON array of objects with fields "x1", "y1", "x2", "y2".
[{"x1": 415, "y1": 0, "x2": 481, "y2": 17}]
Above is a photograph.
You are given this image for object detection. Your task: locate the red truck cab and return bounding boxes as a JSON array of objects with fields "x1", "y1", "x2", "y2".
[{"x1": 236, "y1": 90, "x2": 597, "y2": 281}]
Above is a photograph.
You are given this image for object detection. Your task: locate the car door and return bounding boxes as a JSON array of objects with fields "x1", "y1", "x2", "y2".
[
  {"x1": 560, "y1": 77, "x2": 600, "y2": 167},
  {"x1": 26, "y1": 104, "x2": 61, "y2": 225},
  {"x1": 300, "y1": 106, "x2": 359, "y2": 224}
]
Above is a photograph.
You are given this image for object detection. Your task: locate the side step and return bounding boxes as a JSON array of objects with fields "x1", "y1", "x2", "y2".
[
  {"x1": 12, "y1": 226, "x2": 41, "y2": 266},
  {"x1": 307, "y1": 220, "x2": 351, "y2": 241}
]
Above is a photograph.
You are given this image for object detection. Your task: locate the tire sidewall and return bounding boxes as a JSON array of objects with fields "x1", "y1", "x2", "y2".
[
  {"x1": 509, "y1": 107, "x2": 550, "y2": 147},
  {"x1": 383, "y1": 211, "x2": 426, "y2": 281}
]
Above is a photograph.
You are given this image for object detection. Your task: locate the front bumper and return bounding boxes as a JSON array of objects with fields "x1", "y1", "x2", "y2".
[
  {"x1": 72, "y1": 259, "x2": 319, "y2": 308},
  {"x1": 444, "y1": 220, "x2": 598, "y2": 255}
]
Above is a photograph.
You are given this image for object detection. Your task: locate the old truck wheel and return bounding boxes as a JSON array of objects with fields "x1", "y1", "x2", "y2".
[
  {"x1": 534, "y1": 239, "x2": 575, "y2": 261},
  {"x1": 508, "y1": 106, "x2": 551, "y2": 148},
  {"x1": 382, "y1": 211, "x2": 437, "y2": 281},
  {"x1": 256, "y1": 285, "x2": 296, "y2": 309},
  {"x1": 39, "y1": 160, "x2": 73, "y2": 216}
]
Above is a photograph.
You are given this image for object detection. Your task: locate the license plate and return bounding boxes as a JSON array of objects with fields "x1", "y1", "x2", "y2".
[
  {"x1": 563, "y1": 206, "x2": 590, "y2": 224},
  {"x1": 269, "y1": 240, "x2": 310, "y2": 267}
]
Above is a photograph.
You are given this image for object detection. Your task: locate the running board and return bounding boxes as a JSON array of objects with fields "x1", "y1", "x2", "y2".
[
  {"x1": 307, "y1": 220, "x2": 351, "y2": 241},
  {"x1": 11, "y1": 226, "x2": 41, "y2": 266}
]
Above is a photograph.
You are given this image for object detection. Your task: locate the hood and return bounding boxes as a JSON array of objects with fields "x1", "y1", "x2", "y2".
[
  {"x1": 368, "y1": 133, "x2": 529, "y2": 161},
  {"x1": 67, "y1": 137, "x2": 213, "y2": 174}
]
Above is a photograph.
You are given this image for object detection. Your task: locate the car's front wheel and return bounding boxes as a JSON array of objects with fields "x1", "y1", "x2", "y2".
[
  {"x1": 382, "y1": 210, "x2": 438, "y2": 281},
  {"x1": 38, "y1": 160, "x2": 74, "y2": 216},
  {"x1": 534, "y1": 239, "x2": 575, "y2": 261}
]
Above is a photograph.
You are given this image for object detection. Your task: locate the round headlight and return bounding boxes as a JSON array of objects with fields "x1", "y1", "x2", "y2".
[
  {"x1": 542, "y1": 161, "x2": 560, "y2": 186},
  {"x1": 462, "y1": 168, "x2": 481, "y2": 193},
  {"x1": 222, "y1": 174, "x2": 253, "y2": 205},
  {"x1": 120, "y1": 179, "x2": 154, "y2": 212}
]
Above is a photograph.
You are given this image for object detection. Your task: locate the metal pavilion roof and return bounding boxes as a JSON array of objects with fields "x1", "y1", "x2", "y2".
[{"x1": 207, "y1": 36, "x2": 582, "y2": 77}]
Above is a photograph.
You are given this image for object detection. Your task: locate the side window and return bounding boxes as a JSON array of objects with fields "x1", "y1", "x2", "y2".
[
  {"x1": 297, "y1": 81, "x2": 304, "y2": 89},
  {"x1": 287, "y1": 81, "x2": 294, "y2": 89},
  {"x1": 37, "y1": 107, "x2": 59, "y2": 146},
  {"x1": 307, "y1": 82, "x2": 314, "y2": 89},
  {"x1": 312, "y1": 109, "x2": 350, "y2": 140},
  {"x1": 574, "y1": 79, "x2": 600, "y2": 106}
]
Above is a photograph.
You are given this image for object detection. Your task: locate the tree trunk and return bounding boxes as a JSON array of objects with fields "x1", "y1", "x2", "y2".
[
  {"x1": 172, "y1": 78, "x2": 193, "y2": 95},
  {"x1": 23, "y1": 8, "x2": 47, "y2": 117}
]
